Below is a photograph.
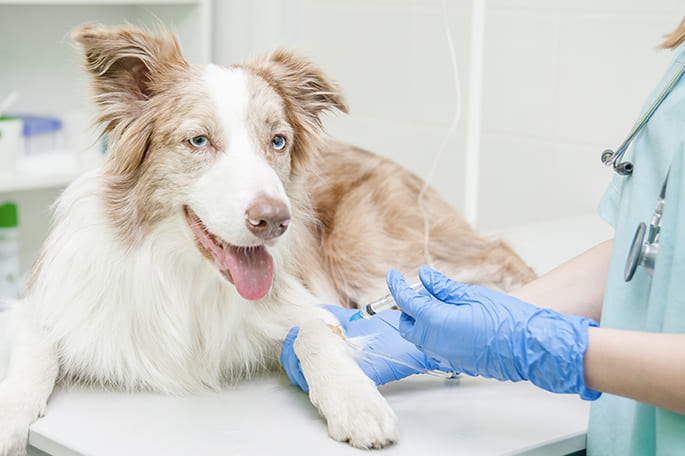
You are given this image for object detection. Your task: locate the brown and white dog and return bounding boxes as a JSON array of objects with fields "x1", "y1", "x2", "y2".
[{"x1": 0, "y1": 24, "x2": 536, "y2": 453}]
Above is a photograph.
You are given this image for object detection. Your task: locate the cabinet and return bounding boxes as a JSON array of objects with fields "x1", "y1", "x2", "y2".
[{"x1": 0, "y1": 0, "x2": 212, "y2": 275}]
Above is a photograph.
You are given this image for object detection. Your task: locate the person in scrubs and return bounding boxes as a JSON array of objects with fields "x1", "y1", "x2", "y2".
[{"x1": 281, "y1": 18, "x2": 685, "y2": 454}]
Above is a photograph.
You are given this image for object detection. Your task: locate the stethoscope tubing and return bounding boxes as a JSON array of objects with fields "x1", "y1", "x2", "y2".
[
  {"x1": 603, "y1": 61, "x2": 685, "y2": 175},
  {"x1": 603, "y1": 58, "x2": 685, "y2": 281}
]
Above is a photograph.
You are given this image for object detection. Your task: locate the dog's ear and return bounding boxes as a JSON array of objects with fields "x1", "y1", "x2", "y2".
[
  {"x1": 72, "y1": 23, "x2": 187, "y2": 104},
  {"x1": 246, "y1": 49, "x2": 349, "y2": 167},
  {"x1": 72, "y1": 24, "x2": 187, "y2": 175},
  {"x1": 251, "y1": 49, "x2": 349, "y2": 122}
]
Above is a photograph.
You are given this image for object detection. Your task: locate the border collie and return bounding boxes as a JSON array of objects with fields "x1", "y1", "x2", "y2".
[{"x1": 0, "y1": 24, "x2": 535, "y2": 453}]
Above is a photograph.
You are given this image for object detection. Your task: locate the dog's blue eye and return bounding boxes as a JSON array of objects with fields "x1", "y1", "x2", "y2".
[
  {"x1": 271, "y1": 135, "x2": 286, "y2": 151},
  {"x1": 189, "y1": 135, "x2": 210, "y2": 148}
]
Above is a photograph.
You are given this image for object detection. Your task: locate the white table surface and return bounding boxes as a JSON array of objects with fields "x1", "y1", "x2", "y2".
[{"x1": 29, "y1": 374, "x2": 590, "y2": 456}]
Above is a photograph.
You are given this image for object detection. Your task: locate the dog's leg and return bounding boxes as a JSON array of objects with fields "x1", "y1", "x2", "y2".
[
  {"x1": 294, "y1": 319, "x2": 398, "y2": 449},
  {"x1": 0, "y1": 307, "x2": 59, "y2": 456}
]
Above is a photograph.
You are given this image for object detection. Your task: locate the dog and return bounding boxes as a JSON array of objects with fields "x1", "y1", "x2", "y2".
[{"x1": 0, "y1": 24, "x2": 536, "y2": 454}]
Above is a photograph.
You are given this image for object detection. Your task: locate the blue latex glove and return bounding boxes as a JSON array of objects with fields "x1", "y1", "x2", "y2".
[
  {"x1": 387, "y1": 265, "x2": 601, "y2": 400},
  {"x1": 280, "y1": 305, "x2": 449, "y2": 392}
]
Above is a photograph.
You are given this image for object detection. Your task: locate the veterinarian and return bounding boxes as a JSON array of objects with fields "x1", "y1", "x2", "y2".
[{"x1": 282, "y1": 18, "x2": 685, "y2": 454}]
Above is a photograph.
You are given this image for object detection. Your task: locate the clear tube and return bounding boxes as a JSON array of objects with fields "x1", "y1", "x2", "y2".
[{"x1": 343, "y1": 338, "x2": 456, "y2": 380}]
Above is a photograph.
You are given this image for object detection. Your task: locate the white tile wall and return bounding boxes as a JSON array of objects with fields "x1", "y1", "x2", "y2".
[
  {"x1": 481, "y1": 10, "x2": 561, "y2": 139},
  {"x1": 478, "y1": 134, "x2": 609, "y2": 230},
  {"x1": 1, "y1": 5, "x2": 207, "y2": 116},
  {"x1": 478, "y1": 4, "x2": 682, "y2": 230},
  {"x1": 293, "y1": 0, "x2": 472, "y2": 213},
  {"x1": 554, "y1": 13, "x2": 673, "y2": 144},
  {"x1": 214, "y1": 0, "x2": 685, "y2": 231},
  {"x1": 488, "y1": 0, "x2": 683, "y2": 14}
]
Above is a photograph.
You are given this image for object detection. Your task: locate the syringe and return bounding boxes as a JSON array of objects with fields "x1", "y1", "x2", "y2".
[{"x1": 349, "y1": 283, "x2": 424, "y2": 321}]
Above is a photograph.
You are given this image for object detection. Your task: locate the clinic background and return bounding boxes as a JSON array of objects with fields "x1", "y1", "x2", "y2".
[{"x1": 1, "y1": 0, "x2": 684, "y2": 276}]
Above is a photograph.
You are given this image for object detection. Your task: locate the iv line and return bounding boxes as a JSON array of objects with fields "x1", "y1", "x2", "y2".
[
  {"x1": 342, "y1": 304, "x2": 458, "y2": 380},
  {"x1": 343, "y1": 338, "x2": 456, "y2": 379},
  {"x1": 417, "y1": 0, "x2": 463, "y2": 268}
]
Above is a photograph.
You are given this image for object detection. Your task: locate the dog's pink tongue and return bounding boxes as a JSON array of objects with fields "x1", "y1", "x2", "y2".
[{"x1": 224, "y1": 246, "x2": 274, "y2": 301}]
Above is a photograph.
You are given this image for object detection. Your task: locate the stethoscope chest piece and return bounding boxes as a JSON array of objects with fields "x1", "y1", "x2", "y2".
[
  {"x1": 625, "y1": 222, "x2": 658, "y2": 281},
  {"x1": 624, "y1": 171, "x2": 667, "y2": 282}
]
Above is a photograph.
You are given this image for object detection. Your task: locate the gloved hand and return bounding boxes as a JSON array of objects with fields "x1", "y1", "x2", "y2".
[
  {"x1": 281, "y1": 305, "x2": 450, "y2": 392},
  {"x1": 387, "y1": 265, "x2": 601, "y2": 400}
]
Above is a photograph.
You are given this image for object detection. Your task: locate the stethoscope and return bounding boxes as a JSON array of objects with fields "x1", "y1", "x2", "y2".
[
  {"x1": 601, "y1": 61, "x2": 685, "y2": 282},
  {"x1": 623, "y1": 170, "x2": 669, "y2": 281}
]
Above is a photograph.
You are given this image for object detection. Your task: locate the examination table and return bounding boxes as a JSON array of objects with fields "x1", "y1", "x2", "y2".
[{"x1": 26, "y1": 215, "x2": 613, "y2": 456}]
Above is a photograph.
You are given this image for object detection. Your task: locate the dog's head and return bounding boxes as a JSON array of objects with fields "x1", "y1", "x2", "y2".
[{"x1": 73, "y1": 24, "x2": 348, "y2": 300}]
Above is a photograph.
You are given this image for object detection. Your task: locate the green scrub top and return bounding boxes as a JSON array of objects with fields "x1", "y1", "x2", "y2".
[{"x1": 591, "y1": 41, "x2": 685, "y2": 454}]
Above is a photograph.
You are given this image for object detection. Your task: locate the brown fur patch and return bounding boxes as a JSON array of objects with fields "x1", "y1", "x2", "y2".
[
  {"x1": 295, "y1": 141, "x2": 537, "y2": 307},
  {"x1": 241, "y1": 49, "x2": 349, "y2": 173},
  {"x1": 326, "y1": 323, "x2": 344, "y2": 339},
  {"x1": 73, "y1": 25, "x2": 224, "y2": 245}
]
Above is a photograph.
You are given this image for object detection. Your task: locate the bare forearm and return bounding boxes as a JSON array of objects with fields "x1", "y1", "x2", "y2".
[
  {"x1": 503, "y1": 240, "x2": 685, "y2": 411},
  {"x1": 584, "y1": 327, "x2": 685, "y2": 414},
  {"x1": 510, "y1": 239, "x2": 613, "y2": 322}
]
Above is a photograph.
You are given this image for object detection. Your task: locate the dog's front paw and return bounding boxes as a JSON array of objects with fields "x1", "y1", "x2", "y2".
[
  {"x1": 0, "y1": 429, "x2": 27, "y2": 456},
  {"x1": 0, "y1": 387, "x2": 42, "y2": 456},
  {"x1": 294, "y1": 318, "x2": 399, "y2": 449},
  {"x1": 312, "y1": 380, "x2": 399, "y2": 449},
  {"x1": 0, "y1": 408, "x2": 29, "y2": 456}
]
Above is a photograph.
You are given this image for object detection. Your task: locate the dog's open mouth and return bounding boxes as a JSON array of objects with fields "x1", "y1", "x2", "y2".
[{"x1": 184, "y1": 206, "x2": 274, "y2": 301}]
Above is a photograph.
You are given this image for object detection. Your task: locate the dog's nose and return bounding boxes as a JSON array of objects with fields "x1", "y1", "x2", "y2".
[{"x1": 245, "y1": 196, "x2": 290, "y2": 241}]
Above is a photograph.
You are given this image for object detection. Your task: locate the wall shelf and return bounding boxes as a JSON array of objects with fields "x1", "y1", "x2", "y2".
[
  {"x1": 0, "y1": 0, "x2": 212, "y2": 272},
  {"x1": 0, "y1": 1, "x2": 211, "y2": 195},
  {"x1": 0, "y1": 154, "x2": 101, "y2": 193}
]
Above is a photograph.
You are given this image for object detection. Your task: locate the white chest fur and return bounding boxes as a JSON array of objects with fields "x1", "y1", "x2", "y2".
[{"x1": 25, "y1": 171, "x2": 311, "y2": 393}]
